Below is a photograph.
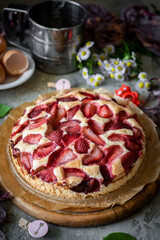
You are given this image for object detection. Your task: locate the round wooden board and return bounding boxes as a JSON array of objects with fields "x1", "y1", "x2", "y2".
[
  {"x1": 2, "y1": 175, "x2": 159, "y2": 227},
  {"x1": 0, "y1": 92, "x2": 160, "y2": 227}
]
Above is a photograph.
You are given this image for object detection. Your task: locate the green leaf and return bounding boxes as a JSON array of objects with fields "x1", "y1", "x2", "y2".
[
  {"x1": 0, "y1": 104, "x2": 12, "y2": 118},
  {"x1": 103, "y1": 232, "x2": 137, "y2": 240}
]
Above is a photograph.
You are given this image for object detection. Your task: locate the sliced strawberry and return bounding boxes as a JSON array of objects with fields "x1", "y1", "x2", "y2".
[
  {"x1": 52, "y1": 148, "x2": 77, "y2": 168},
  {"x1": 108, "y1": 133, "x2": 126, "y2": 142},
  {"x1": 36, "y1": 168, "x2": 57, "y2": 183},
  {"x1": 133, "y1": 127, "x2": 142, "y2": 140},
  {"x1": 83, "y1": 148, "x2": 103, "y2": 165},
  {"x1": 57, "y1": 96, "x2": 78, "y2": 102},
  {"x1": 88, "y1": 119, "x2": 104, "y2": 135},
  {"x1": 84, "y1": 128, "x2": 105, "y2": 146},
  {"x1": 71, "y1": 178, "x2": 100, "y2": 193},
  {"x1": 48, "y1": 102, "x2": 58, "y2": 116},
  {"x1": 28, "y1": 104, "x2": 48, "y2": 118},
  {"x1": 11, "y1": 120, "x2": 29, "y2": 138},
  {"x1": 105, "y1": 145, "x2": 124, "y2": 163},
  {"x1": 81, "y1": 101, "x2": 97, "y2": 118},
  {"x1": 23, "y1": 134, "x2": 42, "y2": 145},
  {"x1": 52, "y1": 106, "x2": 66, "y2": 128},
  {"x1": 79, "y1": 91, "x2": 98, "y2": 99},
  {"x1": 75, "y1": 138, "x2": 90, "y2": 154},
  {"x1": 29, "y1": 116, "x2": 48, "y2": 129},
  {"x1": 125, "y1": 139, "x2": 142, "y2": 151},
  {"x1": 121, "y1": 152, "x2": 138, "y2": 173},
  {"x1": 34, "y1": 142, "x2": 57, "y2": 159},
  {"x1": 47, "y1": 130, "x2": 63, "y2": 145},
  {"x1": 47, "y1": 148, "x2": 62, "y2": 167},
  {"x1": 117, "y1": 110, "x2": 130, "y2": 122},
  {"x1": 67, "y1": 105, "x2": 80, "y2": 120},
  {"x1": 104, "y1": 120, "x2": 113, "y2": 132},
  {"x1": 20, "y1": 152, "x2": 33, "y2": 172},
  {"x1": 98, "y1": 105, "x2": 113, "y2": 118},
  {"x1": 58, "y1": 120, "x2": 81, "y2": 134},
  {"x1": 62, "y1": 133, "x2": 80, "y2": 147},
  {"x1": 112, "y1": 122, "x2": 132, "y2": 130},
  {"x1": 100, "y1": 165, "x2": 113, "y2": 186},
  {"x1": 64, "y1": 168, "x2": 86, "y2": 178},
  {"x1": 12, "y1": 136, "x2": 22, "y2": 147}
]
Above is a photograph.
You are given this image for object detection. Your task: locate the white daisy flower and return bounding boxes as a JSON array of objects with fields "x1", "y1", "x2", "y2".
[
  {"x1": 95, "y1": 74, "x2": 104, "y2": 82},
  {"x1": 92, "y1": 53, "x2": 98, "y2": 61},
  {"x1": 76, "y1": 53, "x2": 81, "y2": 62},
  {"x1": 97, "y1": 59, "x2": 103, "y2": 67},
  {"x1": 103, "y1": 44, "x2": 115, "y2": 54},
  {"x1": 98, "y1": 53, "x2": 107, "y2": 62},
  {"x1": 123, "y1": 59, "x2": 136, "y2": 68},
  {"x1": 88, "y1": 75, "x2": 96, "y2": 86},
  {"x1": 78, "y1": 47, "x2": 91, "y2": 60},
  {"x1": 115, "y1": 63, "x2": 126, "y2": 75},
  {"x1": 109, "y1": 64, "x2": 116, "y2": 74},
  {"x1": 110, "y1": 73, "x2": 115, "y2": 79},
  {"x1": 115, "y1": 72, "x2": 125, "y2": 81},
  {"x1": 136, "y1": 81, "x2": 145, "y2": 90},
  {"x1": 131, "y1": 51, "x2": 136, "y2": 60},
  {"x1": 138, "y1": 72, "x2": 148, "y2": 81},
  {"x1": 85, "y1": 41, "x2": 94, "y2": 48},
  {"x1": 82, "y1": 67, "x2": 89, "y2": 79},
  {"x1": 145, "y1": 81, "x2": 151, "y2": 90},
  {"x1": 110, "y1": 58, "x2": 120, "y2": 66},
  {"x1": 103, "y1": 60, "x2": 110, "y2": 71}
]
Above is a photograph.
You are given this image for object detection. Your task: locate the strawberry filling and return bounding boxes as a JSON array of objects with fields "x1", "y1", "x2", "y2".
[
  {"x1": 23, "y1": 134, "x2": 42, "y2": 145},
  {"x1": 75, "y1": 138, "x2": 90, "y2": 154},
  {"x1": 28, "y1": 104, "x2": 48, "y2": 118},
  {"x1": 71, "y1": 178, "x2": 100, "y2": 193},
  {"x1": 34, "y1": 142, "x2": 57, "y2": 159},
  {"x1": 36, "y1": 168, "x2": 57, "y2": 183}
]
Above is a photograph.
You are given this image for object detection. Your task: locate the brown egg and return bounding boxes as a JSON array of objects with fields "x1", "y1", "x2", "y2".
[
  {"x1": 0, "y1": 63, "x2": 6, "y2": 84},
  {"x1": 0, "y1": 36, "x2": 7, "y2": 54},
  {"x1": 2, "y1": 49, "x2": 29, "y2": 76}
]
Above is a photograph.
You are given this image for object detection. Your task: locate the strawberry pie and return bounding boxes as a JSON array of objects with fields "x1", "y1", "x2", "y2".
[{"x1": 9, "y1": 89, "x2": 145, "y2": 199}]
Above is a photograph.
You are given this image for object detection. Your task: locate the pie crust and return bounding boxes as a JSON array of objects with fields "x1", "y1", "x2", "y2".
[{"x1": 9, "y1": 89, "x2": 145, "y2": 199}]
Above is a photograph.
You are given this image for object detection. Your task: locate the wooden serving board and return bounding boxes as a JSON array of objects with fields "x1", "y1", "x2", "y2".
[
  {"x1": 1, "y1": 174, "x2": 159, "y2": 227},
  {"x1": 0, "y1": 93, "x2": 160, "y2": 227}
]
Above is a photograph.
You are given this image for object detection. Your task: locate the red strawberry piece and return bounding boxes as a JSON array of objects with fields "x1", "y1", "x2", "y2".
[
  {"x1": 133, "y1": 127, "x2": 142, "y2": 140},
  {"x1": 100, "y1": 165, "x2": 113, "y2": 186},
  {"x1": 12, "y1": 136, "x2": 22, "y2": 147},
  {"x1": 112, "y1": 122, "x2": 132, "y2": 130},
  {"x1": 88, "y1": 119, "x2": 104, "y2": 135},
  {"x1": 29, "y1": 116, "x2": 48, "y2": 129},
  {"x1": 64, "y1": 168, "x2": 87, "y2": 178},
  {"x1": 71, "y1": 178, "x2": 100, "y2": 193},
  {"x1": 84, "y1": 128, "x2": 105, "y2": 146},
  {"x1": 52, "y1": 106, "x2": 66, "y2": 128},
  {"x1": 20, "y1": 152, "x2": 33, "y2": 172},
  {"x1": 36, "y1": 168, "x2": 57, "y2": 183},
  {"x1": 83, "y1": 148, "x2": 103, "y2": 165},
  {"x1": 28, "y1": 105, "x2": 48, "y2": 118},
  {"x1": 62, "y1": 133, "x2": 80, "y2": 147},
  {"x1": 105, "y1": 145, "x2": 124, "y2": 163},
  {"x1": 23, "y1": 134, "x2": 42, "y2": 145},
  {"x1": 52, "y1": 148, "x2": 77, "y2": 168},
  {"x1": 104, "y1": 120, "x2": 113, "y2": 132},
  {"x1": 75, "y1": 138, "x2": 90, "y2": 154},
  {"x1": 13, "y1": 148, "x2": 20, "y2": 158},
  {"x1": 98, "y1": 105, "x2": 113, "y2": 118},
  {"x1": 125, "y1": 139, "x2": 142, "y2": 151},
  {"x1": 65, "y1": 124, "x2": 81, "y2": 134},
  {"x1": 58, "y1": 120, "x2": 81, "y2": 134},
  {"x1": 81, "y1": 101, "x2": 97, "y2": 118},
  {"x1": 47, "y1": 148, "x2": 62, "y2": 167},
  {"x1": 47, "y1": 130, "x2": 63, "y2": 145},
  {"x1": 121, "y1": 152, "x2": 139, "y2": 173},
  {"x1": 11, "y1": 120, "x2": 29, "y2": 138},
  {"x1": 79, "y1": 91, "x2": 98, "y2": 99},
  {"x1": 48, "y1": 102, "x2": 58, "y2": 116},
  {"x1": 67, "y1": 105, "x2": 80, "y2": 120},
  {"x1": 117, "y1": 110, "x2": 130, "y2": 122},
  {"x1": 108, "y1": 133, "x2": 126, "y2": 142},
  {"x1": 34, "y1": 142, "x2": 57, "y2": 159},
  {"x1": 57, "y1": 96, "x2": 78, "y2": 102}
]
